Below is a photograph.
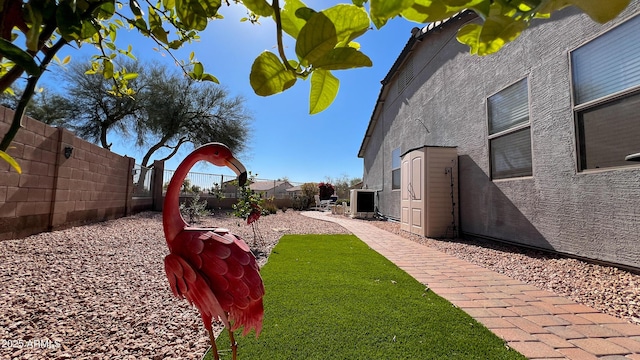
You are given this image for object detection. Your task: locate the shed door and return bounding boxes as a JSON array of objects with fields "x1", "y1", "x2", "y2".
[
  {"x1": 400, "y1": 155, "x2": 410, "y2": 232},
  {"x1": 409, "y1": 152, "x2": 424, "y2": 235},
  {"x1": 400, "y1": 150, "x2": 425, "y2": 235}
]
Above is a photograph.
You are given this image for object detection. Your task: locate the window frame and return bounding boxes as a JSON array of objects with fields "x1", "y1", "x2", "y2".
[
  {"x1": 486, "y1": 77, "x2": 533, "y2": 180},
  {"x1": 391, "y1": 147, "x2": 401, "y2": 190},
  {"x1": 569, "y1": 14, "x2": 640, "y2": 172}
]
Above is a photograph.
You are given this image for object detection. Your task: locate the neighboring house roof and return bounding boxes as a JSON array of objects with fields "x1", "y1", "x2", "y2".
[
  {"x1": 250, "y1": 180, "x2": 293, "y2": 191},
  {"x1": 286, "y1": 185, "x2": 302, "y2": 192},
  {"x1": 350, "y1": 181, "x2": 363, "y2": 190},
  {"x1": 357, "y1": 10, "x2": 477, "y2": 158}
]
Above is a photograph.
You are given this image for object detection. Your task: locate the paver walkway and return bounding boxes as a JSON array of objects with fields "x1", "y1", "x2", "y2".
[{"x1": 302, "y1": 211, "x2": 640, "y2": 360}]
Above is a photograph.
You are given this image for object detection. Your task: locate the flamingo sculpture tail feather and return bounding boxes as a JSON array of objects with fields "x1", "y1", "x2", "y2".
[{"x1": 162, "y1": 143, "x2": 264, "y2": 360}]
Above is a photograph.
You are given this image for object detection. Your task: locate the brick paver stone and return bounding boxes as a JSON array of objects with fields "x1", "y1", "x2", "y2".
[
  {"x1": 569, "y1": 338, "x2": 630, "y2": 356},
  {"x1": 508, "y1": 341, "x2": 565, "y2": 358}
]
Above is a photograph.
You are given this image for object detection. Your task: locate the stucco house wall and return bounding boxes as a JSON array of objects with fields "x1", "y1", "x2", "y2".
[{"x1": 359, "y1": 5, "x2": 640, "y2": 269}]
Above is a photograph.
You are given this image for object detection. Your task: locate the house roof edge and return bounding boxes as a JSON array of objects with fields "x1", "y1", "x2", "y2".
[{"x1": 357, "y1": 10, "x2": 477, "y2": 158}]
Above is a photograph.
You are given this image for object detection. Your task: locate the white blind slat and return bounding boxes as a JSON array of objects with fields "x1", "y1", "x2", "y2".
[
  {"x1": 488, "y1": 79, "x2": 529, "y2": 134},
  {"x1": 491, "y1": 128, "x2": 532, "y2": 179},
  {"x1": 572, "y1": 16, "x2": 640, "y2": 104}
]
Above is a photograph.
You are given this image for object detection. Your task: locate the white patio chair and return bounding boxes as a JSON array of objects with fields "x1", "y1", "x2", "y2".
[{"x1": 313, "y1": 194, "x2": 331, "y2": 211}]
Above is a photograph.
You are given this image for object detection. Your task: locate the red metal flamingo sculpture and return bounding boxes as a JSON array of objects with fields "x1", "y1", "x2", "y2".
[{"x1": 162, "y1": 143, "x2": 264, "y2": 360}]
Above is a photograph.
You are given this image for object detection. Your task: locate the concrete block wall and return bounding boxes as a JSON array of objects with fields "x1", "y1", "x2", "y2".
[{"x1": 0, "y1": 106, "x2": 135, "y2": 239}]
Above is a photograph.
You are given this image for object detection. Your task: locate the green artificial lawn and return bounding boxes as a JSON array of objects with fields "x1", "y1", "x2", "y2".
[{"x1": 207, "y1": 234, "x2": 526, "y2": 360}]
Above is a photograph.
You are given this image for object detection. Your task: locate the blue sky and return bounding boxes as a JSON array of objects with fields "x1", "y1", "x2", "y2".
[{"x1": 51, "y1": 3, "x2": 417, "y2": 184}]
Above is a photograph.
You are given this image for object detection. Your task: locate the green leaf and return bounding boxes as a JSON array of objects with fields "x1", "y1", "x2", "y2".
[
  {"x1": 309, "y1": 69, "x2": 339, "y2": 114},
  {"x1": 163, "y1": 0, "x2": 175, "y2": 10},
  {"x1": 149, "y1": 7, "x2": 169, "y2": 44},
  {"x1": 133, "y1": 18, "x2": 148, "y2": 31},
  {"x1": 56, "y1": 2, "x2": 83, "y2": 41},
  {"x1": 402, "y1": 0, "x2": 449, "y2": 23},
  {"x1": 280, "y1": 0, "x2": 308, "y2": 38},
  {"x1": 175, "y1": 0, "x2": 209, "y2": 30},
  {"x1": 313, "y1": 47, "x2": 372, "y2": 70},
  {"x1": 295, "y1": 7, "x2": 316, "y2": 21},
  {"x1": 296, "y1": 12, "x2": 336, "y2": 67},
  {"x1": 322, "y1": 5, "x2": 370, "y2": 46},
  {"x1": 103, "y1": 59, "x2": 114, "y2": 79},
  {"x1": 130, "y1": 0, "x2": 144, "y2": 18},
  {"x1": 122, "y1": 72, "x2": 138, "y2": 80},
  {"x1": 96, "y1": 0, "x2": 116, "y2": 19},
  {"x1": 243, "y1": 0, "x2": 273, "y2": 17},
  {"x1": 456, "y1": 23, "x2": 483, "y2": 55},
  {"x1": 80, "y1": 20, "x2": 99, "y2": 39},
  {"x1": 402, "y1": 0, "x2": 486, "y2": 23},
  {"x1": 201, "y1": 73, "x2": 220, "y2": 83},
  {"x1": 369, "y1": 0, "x2": 413, "y2": 29},
  {"x1": 199, "y1": 0, "x2": 222, "y2": 17},
  {"x1": 456, "y1": 9, "x2": 528, "y2": 56},
  {"x1": 538, "y1": 0, "x2": 630, "y2": 23},
  {"x1": 0, "y1": 39, "x2": 41, "y2": 76},
  {"x1": 250, "y1": 51, "x2": 297, "y2": 96},
  {"x1": 296, "y1": 4, "x2": 369, "y2": 66},
  {"x1": 0, "y1": 150, "x2": 21, "y2": 174},
  {"x1": 25, "y1": 4, "x2": 43, "y2": 52},
  {"x1": 168, "y1": 40, "x2": 184, "y2": 49},
  {"x1": 193, "y1": 61, "x2": 204, "y2": 78},
  {"x1": 442, "y1": 0, "x2": 484, "y2": 6}
]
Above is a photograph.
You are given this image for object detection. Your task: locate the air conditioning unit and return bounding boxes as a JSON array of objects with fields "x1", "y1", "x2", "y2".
[{"x1": 350, "y1": 189, "x2": 376, "y2": 219}]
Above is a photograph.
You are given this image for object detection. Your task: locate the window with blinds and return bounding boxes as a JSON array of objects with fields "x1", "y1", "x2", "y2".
[
  {"x1": 571, "y1": 15, "x2": 640, "y2": 171},
  {"x1": 391, "y1": 147, "x2": 401, "y2": 189},
  {"x1": 487, "y1": 78, "x2": 533, "y2": 179}
]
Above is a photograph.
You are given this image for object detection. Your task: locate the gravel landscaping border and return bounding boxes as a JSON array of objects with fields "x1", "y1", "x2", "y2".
[
  {"x1": 1, "y1": 209, "x2": 638, "y2": 360},
  {"x1": 363, "y1": 218, "x2": 640, "y2": 327},
  {"x1": 0, "y1": 211, "x2": 347, "y2": 360}
]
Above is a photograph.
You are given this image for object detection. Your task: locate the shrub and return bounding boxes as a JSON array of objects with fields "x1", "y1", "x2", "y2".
[
  {"x1": 318, "y1": 182, "x2": 334, "y2": 200},
  {"x1": 232, "y1": 178, "x2": 263, "y2": 222},
  {"x1": 262, "y1": 199, "x2": 279, "y2": 215},
  {"x1": 300, "y1": 183, "x2": 318, "y2": 208},
  {"x1": 179, "y1": 193, "x2": 209, "y2": 223},
  {"x1": 292, "y1": 195, "x2": 310, "y2": 210}
]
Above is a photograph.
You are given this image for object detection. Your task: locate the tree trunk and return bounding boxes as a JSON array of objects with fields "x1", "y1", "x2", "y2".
[{"x1": 134, "y1": 136, "x2": 188, "y2": 195}]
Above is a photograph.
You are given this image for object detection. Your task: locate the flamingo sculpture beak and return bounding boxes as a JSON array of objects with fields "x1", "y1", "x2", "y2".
[
  {"x1": 200, "y1": 142, "x2": 247, "y2": 186},
  {"x1": 226, "y1": 155, "x2": 247, "y2": 187}
]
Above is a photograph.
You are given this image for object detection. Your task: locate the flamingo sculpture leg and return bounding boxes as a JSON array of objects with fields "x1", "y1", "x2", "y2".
[{"x1": 162, "y1": 143, "x2": 264, "y2": 360}]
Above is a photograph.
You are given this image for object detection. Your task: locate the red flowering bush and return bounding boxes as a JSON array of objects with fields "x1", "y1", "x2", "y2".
[{"x1": 318, "y1": 182, "x2": 335, "y2": 200}]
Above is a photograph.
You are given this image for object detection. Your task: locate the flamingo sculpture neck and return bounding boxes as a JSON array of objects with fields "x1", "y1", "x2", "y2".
[{"x1": 163, "y1": 143, "x2": 247, "y2": 244}]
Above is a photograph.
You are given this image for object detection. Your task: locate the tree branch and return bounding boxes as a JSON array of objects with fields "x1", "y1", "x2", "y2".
[
  {"x1": 272, "y1": 0, "x2": 296, "y2": 72},
  {"x1": 0, "y1": 36, "x2": 68, "y2": 151},
  {"x1": 156, "y1": 137, "x2": 188, "y2": 163}
]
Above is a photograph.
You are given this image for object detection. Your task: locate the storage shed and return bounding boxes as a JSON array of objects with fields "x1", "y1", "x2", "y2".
[{"x1": 400, "y1": 146, "x2": 458, "y2": 238}]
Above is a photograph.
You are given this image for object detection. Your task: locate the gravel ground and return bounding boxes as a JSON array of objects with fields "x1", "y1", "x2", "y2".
[
  {"x1": 0, "y1": 210, "x2": 347, "y2": 360},
  {"x1": 1, "y1": 210, "x2": 638, "y2": 360}
]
